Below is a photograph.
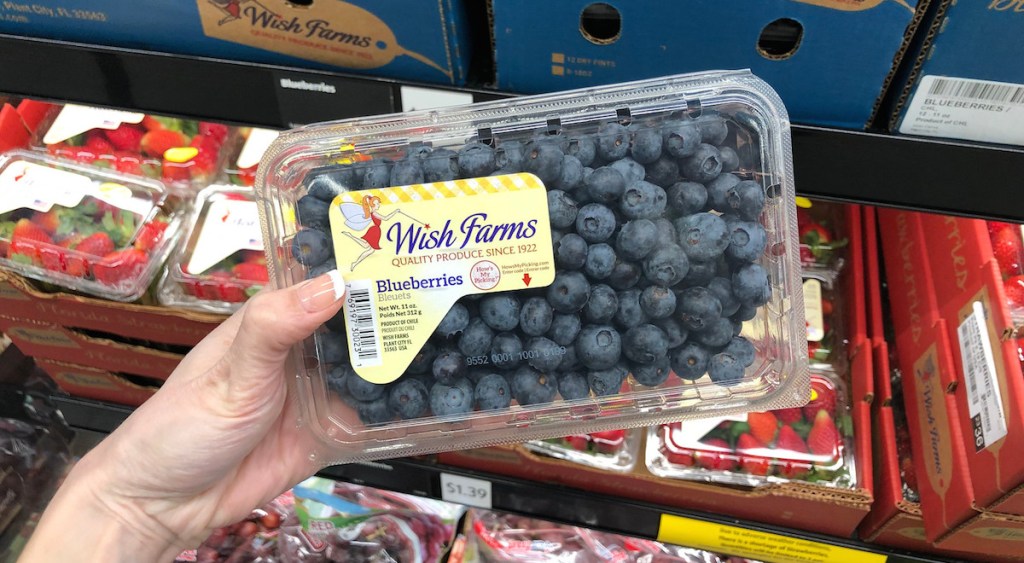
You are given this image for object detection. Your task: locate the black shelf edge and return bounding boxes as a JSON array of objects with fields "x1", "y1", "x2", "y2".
[
  {"x1": 2, "y1": 34, "x2": 1024, "y2": 222},
  {"x1": 51, "y1": 394, "x2": 960, "y2": 563}
]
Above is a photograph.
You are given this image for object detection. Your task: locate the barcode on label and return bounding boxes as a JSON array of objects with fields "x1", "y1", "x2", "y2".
[
  {"x1": 346, "y1": 281, "x2": 382, "y2": 368},
  {"x1": 928, "y1": 78, "x2": 1024, "y2": 105}
]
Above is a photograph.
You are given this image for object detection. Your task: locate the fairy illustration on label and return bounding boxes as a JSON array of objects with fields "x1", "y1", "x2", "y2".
[{"x1": 338, "y1": 195, "x2": 425, "y2": 270}]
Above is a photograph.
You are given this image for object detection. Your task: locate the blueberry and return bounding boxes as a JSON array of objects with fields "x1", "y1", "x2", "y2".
[
  {"x1": 707, "y1": 277, "x2": 741, "y2": 317},
  {"x1": 575, "y1": 203, "x2": 617, "y2": 243},
  {"x1": 732, "y1": 319, "x2": 744, "y2": 337},
  {"x1": 525, "y1": 143, "x2": 564, "y2": 185},
  {"x1": 588, "y1": 363, "x2": 628, "y2": 396},
  {"x1": 475, "y1": 373, "x2": 513, "y2": 410},
  {"x1": 623, "y1": 324, "x2": 669, "y2": 364},
  {"x1": 526, "y1": 336, "x2": 564, "y2": 372},
  {"x1": 306, "y1": 169, "x2": 352, "y2": 202},
  {"x1": 696, "y1": 113, "x2": 729, "y2": 145},
  {"x1": 671, "y1": 342, "x2": 711, "y2": 381},
  {"x1": 326, "y1": 365, "x2": 353, "y2": 396},
  {"x1": 662, "y1": 121, "x2": 701, "y2": 158},
  {"x1": 532, "y1": 131, "x2": 570, "y2": 151},
  {"x1": 512, "y1": 365, "x2": 558, "y2": 405},
  {"x1": 554, "y1": 233, "x2": 589, "y2": 270},
  {"x1": 640, "y1": 286, "x2": 676, "y2": 319},
  {"x1": 632, "y1": 358, "x2": 671, "y2": 387},
  {"x1": 391, "y1": 158, "x2": 425, "y2": 186},
  {"x1": 726, "y1": 180, "x2": 766, "y2": 221},
  {"x1": 654, "y1": 218, "x2": 677, "y2": 247},
  {"x1": 432, "y1": 349, "x2": 467, "y2": 384},
  {"x1": 630, "y1": 127, "x2": 663, "y2": 164},
  {"x1": 584, "y1": 284, "x2": 618, "y2": 324},
  {"x1": 423, "y1": 148, "x2": 459, "y2": 182},
  {"x1": 643, "y1": 244, "x2": 689, "y2": 287},
  {"x1": 615, "y1": 219, "x2": 658, "y2": 261},
  {"x1": 704, "y1": 174, "x2": 739, "y2": 213},
  {"x1": 458, "y1": 142, "x2": 496, "y2": 177},
  {"x1": 584, "y1": 243, "x2": 616, "y2": 280},
  {"x1": 430, "y1": 378, "x2": 475, "y2": 416},
  {"x1": 408, "y1": 341, "x2": 438, "y2": 374},
  {"x1": 681, "y1": 144, "x2": 723, "y2": 183},
  {"x1": 576, "y1": 324, "x2": 622, "y2": 370},
  {"x1": 596, "y1": 122, "x2": 630, "y2": 161},
  {"x1": 348, "y1": 375, "x2": 387, "y2": 402},
  {"x1": 436, "y1": 303, "x2": 470, "y2": 337},
  {"x1": 318, "y1": 332, "x2": 348, "y2": 365},
  {"x1": 356, "y1": 398, "x2": 393, "y2": 424},
  {"x1": 614, "y1": 288, "x2": 648, "y2": 329},
  {"x1": 520, "y1": 297, "x2": 554, "y2": 336},
  {"x1": 654, "y1": 317, "x2": 688, "y2": 348},
  {"x1": 296, "y1": 195, "x2": 331, "y2": 231},
  {"x1": 495, "y1": 141, "x2": 525, "y2": 172},
  {"x1": 609, "y1": 157, "x2": 646, "y2": 184},
  {"x1": 708, "y1": 353, "x2": 744, "y2": 386},
  {"x1": 725, "y1": 220, "x2": 767, "y2": 263},
  {"x1": 558, "y1": 371, "x2": 591, "y2": 400},
  {"x1": 292, "y1": 229, "x2": 332, "y2": 267},
  {"x1": 694, "y1": 316, "x2": 734, "y2": 349},
  {"x1": 558, "y1": 344, "x2": 580, "y2": 371},
  {"x1": 310, "y1": 258, "x2": 338, "y2": 280},
  {"x1": 677, "y1": 286, "x2": 722, "y2": 332},
  {"x1": 644, "y1": 155, "x2": 680, "y2": 187},
  {"x1": 490, "y1": 332, "x2": 523, "y2": 370},
  {"x1": 732, "y1": 263, "x2": 769, "y2": 303},
  {"x1": 620, "y1": 180, "x2": 667, "y2": 220},
  {"x1": 548, "y1": 313, "x2": 582, "y2": 346},
  {"x1": 480, "y1": 294, "x2": 522, "y2": 331},
  {"x1": 458, "y1": 318, "x2": 495, "y2": 357},
  {"x1": 719, "y1": 146, "x2": 740, "y2": 173},
  {"x1": 567, "y1": 135, "x2": 597, "y2": 166},
  {"x1": 388, "y1": 379, "x2": 429, "y2": 419},
  {"x1": 666, "y1": 182, "x2": 708, "y2": 216},
  {"x1": 608, "y1": 258, "x2": 642, "y2": 290},
  {"x1": 583, "y1": 167, "x2": 626, "y2": 204},
  {"x1": 733, "y1": 303, "x2": 758, "y2": 323},
  {"x1": 677, "y1": 213, "x2": 730, "y2": 261},
  {"x1": 724, "y1": 337, "x2": 756, "y2": 367},
  {"x1": 682, "y1": 259, "x2": 718, "y2": 287},
  {"x1": 546, "y1": 270, "x2": 591, "y2": 313},
  {"x1": 406, "y1": 144, "x2": 433, "y2": 160},
  {"x1": 361, "y1": 160, "x2": 392, "y2": 189},
  {"x1": 554, "y1": 155, "x2": 584, "y2": 191}
]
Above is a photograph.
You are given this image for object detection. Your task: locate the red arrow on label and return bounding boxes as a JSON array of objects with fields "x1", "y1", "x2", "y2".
[{"x1": 523, "y1": 273, "x2": 532, "y2": 286}]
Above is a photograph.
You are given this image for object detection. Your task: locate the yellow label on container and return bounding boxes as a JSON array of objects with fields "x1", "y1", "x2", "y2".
[{"x1": 329, "y1": 173, "x2": 555, "y2": 384}]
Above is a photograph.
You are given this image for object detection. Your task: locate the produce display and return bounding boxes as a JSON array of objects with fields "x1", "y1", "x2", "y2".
[
  {"x1": 0, "y1": 150, "x2": 181, "y2": 301},
  {"x1": 647, "y1": 371, "x2": 856, "y2": 488},
  {"x1": 159, "y1": 186, "x2": 267, "y2": 313},
  {"x1": 255, "y1": 71, "x2": 806, "y2": 462},
  {"x1": 524, "y1": 428, "x2": 641, "y2": 472}
]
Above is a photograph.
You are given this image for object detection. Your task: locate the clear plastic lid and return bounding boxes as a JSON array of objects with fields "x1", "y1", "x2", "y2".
[
  {"x1": 255, "y1": 71, "x2": 808, "y2": 465},
  {"x1": 0, "y1": 150, "x2": 182, "y2": 301},
  {"x1": 524, "y1": 428, "x2": 641, "y2": 472},
  {"x1": 158, "y1": 185, "x2": 267, "y2": 314}
]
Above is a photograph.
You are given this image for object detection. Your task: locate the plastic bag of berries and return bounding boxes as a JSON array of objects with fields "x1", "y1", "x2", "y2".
[{"x1": 176, "y1": 492, "x2": 291, "y2": 563}]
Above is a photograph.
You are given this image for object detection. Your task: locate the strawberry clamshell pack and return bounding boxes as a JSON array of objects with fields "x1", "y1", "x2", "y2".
[
  {"x1": 254, "y1": 71, "x2": 809, "y2": 465},
  {"x1": 0, "y1": 150, "x2": 182, "y2": 302}
]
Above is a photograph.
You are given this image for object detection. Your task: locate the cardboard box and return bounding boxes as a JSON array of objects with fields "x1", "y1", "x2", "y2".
[
  {"x1": 35, "y1": 358, "x2": 158, "y2": 407},
  {"x1": 0, "y1": 316, "x2": 183, "y2": 380},
  {"x1": 491, "y1": 0, "x2": 929, "y2": 129},
  {"x1": 889, "y1": 1, "x2": 1024, "y2": 145},
  {"x1": 0, "y1": 0, "x2": 472, "y2": 86},
  {"x1": 938, "y1": 509, "x2": 1024, "y2": 558},
  {"x1": 0, "y1": 271, "x2": 224, "y2": 347}
]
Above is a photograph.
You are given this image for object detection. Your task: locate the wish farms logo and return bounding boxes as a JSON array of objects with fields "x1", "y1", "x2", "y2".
[{"x1": 208, "y1": 0, "x2": 374, "y2": 46}]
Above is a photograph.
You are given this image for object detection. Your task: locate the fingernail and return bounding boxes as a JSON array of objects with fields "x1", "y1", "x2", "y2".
[{"x1": 298, "y1": 269, "x2": 345, "y2": 313}]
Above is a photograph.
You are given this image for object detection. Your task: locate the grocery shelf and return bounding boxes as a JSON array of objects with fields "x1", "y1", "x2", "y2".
[
  {"x1": 2, "y1": 34, "x2": 1024, "y2": 222},
  {"x1": 50, "y1": 393, "x2": 959, "y2": 563}
]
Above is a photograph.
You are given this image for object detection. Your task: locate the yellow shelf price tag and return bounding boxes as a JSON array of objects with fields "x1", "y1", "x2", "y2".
[{"x1": 657, "y1": 514, "x2": 887, "y2": 563}]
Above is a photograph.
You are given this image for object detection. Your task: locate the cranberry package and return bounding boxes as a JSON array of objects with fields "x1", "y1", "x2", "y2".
[
  {"x1": 158, "y1": 185, "x2": 267, "y2": 313},
  {"x1": 225, "y1": 128, "x2": 280, "y2": 187},
  {"x1": 524, "y1": 428, "x2": 641, "y2": 472},
  {"x1": 646, "y1": 371, "x2": 855, "y2": 488},
  {"x1": 0, "y1": 150, "x2": 182, "y2": 301}
]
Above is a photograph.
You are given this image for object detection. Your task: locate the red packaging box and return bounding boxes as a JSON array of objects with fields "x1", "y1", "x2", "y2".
[{"x1": 35, "y1": 358, "x2": 158, "y2": 408}]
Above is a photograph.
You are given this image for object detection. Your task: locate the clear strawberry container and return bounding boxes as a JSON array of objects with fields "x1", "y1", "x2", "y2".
[
  {"x1": 797, "y1": 200, "x2": 847, "y2": 281},
  {"x1": 803, "y1": 275, "x2": 845, "y2": 370},
  {"x1": 524, "y1": 428, "x2": 641, "y2": 472},
  {"x1": 34, "y1": 104, "x2": 235, "y2": 191},
  {"x1": 255, "y1": 71, "x2": 808, "y2": 465},
  {"x1": 0, "y1": 150, "x2": 182, "y2": 301},
  {"x1": 158, "y1": 185, "x2": 267, "y2": 314},
  {"x1": 224, "y1": 127, "x2": 280, "y2": 187},
  {"x1": 646, "y1": 370, "x2": 855, "y2": 488}
]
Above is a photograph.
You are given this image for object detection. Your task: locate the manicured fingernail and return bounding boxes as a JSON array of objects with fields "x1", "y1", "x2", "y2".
[{"x1": 298, "y1": 269, "x2": 345, "y2": 313}]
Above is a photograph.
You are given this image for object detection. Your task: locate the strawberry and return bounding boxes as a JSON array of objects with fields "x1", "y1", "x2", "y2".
[
  {"x1": 803, "y1": 380, "x2": 836, "y2": 420},
  {"x1": 85, "y1": 130, "x2": 114, "y2": 154},
  {"x1": 778, "y1": 461, "x2": 812, "y2": 480},
  {"x1": 806, "y1": 409, "x2": 840, "y2": 458},
  {"x1": 92, "y1": 248, "x2": 148, "y2": 285},
  {"x1": 663, "y1": 445, "x2": 694, "y2": 467},
  {"x1": 989, "y1": 221, "x2": 1015, "y2": 238},
  {"x1": 242, "y1": 250, "x2": 266, "y2": 265},
  {"x1": 774, "y1": 408, "x2": 803, "y2": 425},
  {"x1": 1005, "y1": 275, "x2": 1024, "y2": 308},
  {"x1": 775, "y1": 424, "x2": 809, "y2": 454},
  {"x1": 232, "y1": 261, "x2": 269, "y2": 283},
  {"x1": 31, "y1": 210, "x2": 61, "y2": 234},
  {"x1": 564, "y1": 435, "x2": 589, "y2": 451},
  {"x1": 133, "y1": 220, "x2": 168, "y2": 252},
  {"x1": 198, "y1": 122, "x2": 229, "y2": 144},
  {"x1": 736, "y1": 433, "x2": 770, "y2": 476},
  {"x1": 209, "y1": 272, "x2": 246, "y2": 302},
  {"x1": 75, "y1": 232, "x2": 115, "y2": 257},
  {"x1": 799, "y1": 222, "x2": 831, "y2": 244},
  {"x1": 7, "y1": 219, "x2": 52, "y2": 262},
  {"x1": 992, "y1": 227, "x2": 1024, "y2": 276},
  {"x1": 140, "y1": 129, "x2": 188, "y2": 158},
  {"x1": 694, "y1": 437, "x2": 735, "y2": 471},
  {"x1": 141, "y1": 115, "x2": 167, "y2": 131},
  {"x1": 746, "y1": 411, "x2": 779, "y2": 445},
  {"x1": 39, "y1": 246, "x2": 65, "y2": 272},
  {"x1": 103, "y1": 123, "x2": 145, "y2": 152},
  {"x1": 162, "y1": 162, "x2": 192, "y2": 183},
  {"x1": 58, "y1": 234, "x2": 85, "y2": 249}
]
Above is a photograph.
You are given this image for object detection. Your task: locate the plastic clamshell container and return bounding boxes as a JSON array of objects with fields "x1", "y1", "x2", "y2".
[
  {"x1": 646, "y1": 370, "x2": 855, "y2": 488},
  {"x1": 158, "y1": 185, "x2": 267, "y2": 314},
  {"x1": 255, "y1": 70, "x2": 808, "y2": 465},
  {"x1": 34, "y1": 104, "x2": 235, "y2": 192},
  {"x1": 224, "y1": 127, "x2": 280, "y2": 187},
  {"x1": 524, "y1": 428, "x2": 641, "y2": 472},
  {"x1": 797, "y1": 200, "x2": 848, "y2": 282},
  {"x1": 0, "y1": 150, "x2": 182, "y2": 301}
]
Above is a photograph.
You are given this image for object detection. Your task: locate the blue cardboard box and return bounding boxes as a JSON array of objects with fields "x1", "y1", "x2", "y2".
[
  {"x1": 491, "y1": 0, "x2": 927, "y2": 129},
  {"x1": 889, "y1": 1, "x2": 1024, "y2": 145},
  {"x1": 0, "y1": 0, "x2": 471, "y2": 86}
]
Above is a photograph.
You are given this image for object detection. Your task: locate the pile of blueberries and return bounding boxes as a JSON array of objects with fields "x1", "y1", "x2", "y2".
[{"x1": 289, "y1": 110, "x2": 773, "y2": 425}]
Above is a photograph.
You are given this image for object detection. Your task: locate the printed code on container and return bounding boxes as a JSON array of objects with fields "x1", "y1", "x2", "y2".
[{"x1": 346, "y1": 281, "x2": 382, "y2": 368}]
